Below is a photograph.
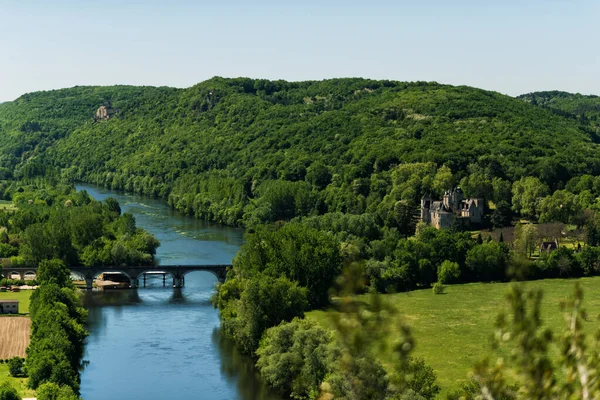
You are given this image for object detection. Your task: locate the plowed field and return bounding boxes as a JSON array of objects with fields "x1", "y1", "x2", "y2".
[{"x1": 0, "y1": 317, "x2": 30, "y2": 358}]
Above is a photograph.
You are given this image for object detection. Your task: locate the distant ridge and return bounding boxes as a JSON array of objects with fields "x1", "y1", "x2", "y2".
[{"x1": 0, "y1": 77, "x2": 598, "y2": 226}]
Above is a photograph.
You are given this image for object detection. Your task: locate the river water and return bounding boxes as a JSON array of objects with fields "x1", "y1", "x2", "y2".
[{"x1": 76, "y1": 184, "x2": 282, "y2": 400}]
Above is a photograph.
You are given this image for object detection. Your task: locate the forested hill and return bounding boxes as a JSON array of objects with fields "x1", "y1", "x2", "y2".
[
  {"x1": 0, "y1": 77, "x2": 598, "y2": 227},
  {"x1": 518, "y1": 90, "x2": 600, "y2": 130}
]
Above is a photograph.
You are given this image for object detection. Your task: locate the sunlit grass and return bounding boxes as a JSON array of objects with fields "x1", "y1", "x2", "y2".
[
  {"x1": 0, "y1": 291, "x2": 32, "y2": 315},
  {"x1": 307, "y1": 277, "x2": 600, "y2": 397},
  {"x1": 0, "y1": 363, "x2": 35, "y2": 398}
]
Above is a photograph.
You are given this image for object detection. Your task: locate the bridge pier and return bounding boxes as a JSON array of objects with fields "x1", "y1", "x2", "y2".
[
  {"x1": 143, "y1": 274, "x2": 146, "y2": 288},
  {"x1": 130, "y1": 278, "x2": 139, "y2": 289},
  {"x1": 173, "y1": 277, "x2": 183, "y2": 288},
  {"x1": 163, "y1": 274, "x2": 166, "y2": 287},
  {"x1": 85, "y1": 278, "x2": 93, "y2": 291}
]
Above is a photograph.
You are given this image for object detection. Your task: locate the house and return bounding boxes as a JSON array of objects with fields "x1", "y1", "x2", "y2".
[
  {"x1": 421, "y1": 187, "x2": 484, "y2": 229},
  {"x1": 540, "y1": 240, "x2": 559, "y2": 254},
  {"x1": 0, "y1": 300, "x2": 19, "y2": 314}
]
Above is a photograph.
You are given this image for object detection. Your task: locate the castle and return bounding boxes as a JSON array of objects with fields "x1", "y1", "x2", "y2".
[{"x1": 420, "y1": 187, "x2": 484, "y2": 229}]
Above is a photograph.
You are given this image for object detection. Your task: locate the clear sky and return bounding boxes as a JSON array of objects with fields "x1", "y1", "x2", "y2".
[{"x1": 0, "y1": 0, "x2": 598, "y2": 101}]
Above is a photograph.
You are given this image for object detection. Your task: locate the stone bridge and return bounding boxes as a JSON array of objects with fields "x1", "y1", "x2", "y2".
[{"x1": 1, "y1": 265, "x2": 231, "y2": 290}]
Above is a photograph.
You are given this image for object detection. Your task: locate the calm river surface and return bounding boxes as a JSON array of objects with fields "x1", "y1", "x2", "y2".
[{"x1": 76, "y1": 184, "x2": 282, "y2": 400}]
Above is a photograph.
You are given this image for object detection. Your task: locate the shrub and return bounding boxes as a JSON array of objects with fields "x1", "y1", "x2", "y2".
[
  {"x1": 36, "y1": 382, "x2": 79, "y2": 400},
  {"x1": 432, "y1": 282, "x2": 445, "y2": 294},
  {"x1": 0, "y1": 381, "x2": 20, "y2": 400},
  {"x1": 7, "y1": 357, "x2": 24, "y2": 377}
]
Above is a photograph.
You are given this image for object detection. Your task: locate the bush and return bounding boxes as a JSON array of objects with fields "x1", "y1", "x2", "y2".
[
  {"x1": 7, "y1": 357, "x2": 24, "y2": 377},
  {"x1": 432, "y1": 282, "x2": 445, "y2": 294},
  {"x1": 36, "y1": 382, "x2": 79, "y2": 400},
  {"x1": 406, "y1": 357, "x2": 441, "y2": 399},
  {"x1": 0, "y1": 381, "x2": 20, "y2": 400}
]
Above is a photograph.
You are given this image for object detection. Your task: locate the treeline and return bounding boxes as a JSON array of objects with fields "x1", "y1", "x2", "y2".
[
  {"x1": 26, "y1": 259, "x2": 86, "y2": 399},
  {"x1": 0, "y1": 260, "x2": 86, "y2": 400},
  {"x1": 0, "y1": 181, "x2": 159, "y2": 267}
]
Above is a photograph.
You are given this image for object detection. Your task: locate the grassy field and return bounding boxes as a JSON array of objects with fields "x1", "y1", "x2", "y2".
[
  {"x1": 0, "y1": 317, "x2": 30, "y2": 358},
  {"x1": 0, "y1": 363, "x2": 35, "y2": 398},
  {"x1": 0, "y1": 291, "x2": 32, "y2": 315},
  {"x1": 307, "y1": 277, "x2": 600, "y2": 396}
]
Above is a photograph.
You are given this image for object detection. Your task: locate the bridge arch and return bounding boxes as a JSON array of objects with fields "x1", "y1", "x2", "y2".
[
  {"x1": 8, "y1": 271, "x2": 24, "y2": 280},
  {"x1": 135, "y1": 269, "x2": 177, "y2": 288},
  {"x1": 180, "y1": 268, "x2": 225, "y2": 283},
  {"x1": 23, "y1": 271, "x2": 37, "y2": 280}
]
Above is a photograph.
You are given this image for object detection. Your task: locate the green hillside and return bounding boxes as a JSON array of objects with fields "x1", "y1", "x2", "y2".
[
  {"x1": 1, "y1": 78, "x2": 599, "y2": 226},
  {"x1": 518, "y1": 90, "x2": 600, "y2": 131}
]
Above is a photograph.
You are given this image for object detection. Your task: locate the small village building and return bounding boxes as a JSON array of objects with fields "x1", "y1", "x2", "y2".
[
  {"x1": 0, "y1": 300, "x2": 19, "y2": 314},
  {"x1": 421, "y1": 187, "x2": 484, "y2": 229}
]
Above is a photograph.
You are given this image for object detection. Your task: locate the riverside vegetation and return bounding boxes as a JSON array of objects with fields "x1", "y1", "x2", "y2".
[
  {"x1": 1, "y1": 79, "x2": 600, "y2": 398},
  {"x1": 0, "y1": 183, "x2": 160, "y2": 399}
]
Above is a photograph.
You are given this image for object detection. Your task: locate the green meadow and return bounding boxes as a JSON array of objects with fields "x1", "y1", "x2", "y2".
[
  {"x1": 307, "y1": 277, "x2": 600, "y2": 396},
  {"x1": 0, "y1": 363, "x2": 35, "y2": 398},
  {"x1": 0, "y1": 291, "x2": 32, "y2": 315}
]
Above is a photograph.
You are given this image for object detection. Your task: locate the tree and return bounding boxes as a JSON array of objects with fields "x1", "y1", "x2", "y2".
[
  {"x1": 7, "y1": 357, "x2": 24, "y2": 377},
  {"x1": 438, "y1": 260, "x2": 461, "y2": 284},
  {"x1": 219, "y1": 275, "x2": 308, "y2": 355},
  {"x1": 538, "y1": 190, "x2": 582, "y2": 224},
  {"x1": 36, "y1": 259, "x2": 71, "y2": 287},
  {"x1": 256, "y1": 318, "x2": 336, "y2": 399},
  {"x1": 233, "y1": 223, "x2": 341, "y2": 308},
  {"x1": 512, "y1": 177, "x2": 549, "y2": 218},
  {"x1": 36, "y1": 382, "x2": 79, "y2": 400},
  {"x1": 432, "y1": 166, "x2": 455, "y2": 196},
  {"x1": 514, "y1": 223, "x2": 539, "y2": 258},
  {"x1": 405, "y1": 357, "x2": 440, "y2": 399},
  {"x1": 465, "y1": 242, "x2": 510, "y2": 282},
  {"x1": 0, "y1": 382, "x2": 20, "y2": 400},
  {"x1": 105, "y1": 197, "x2": 121, "y2": 215},
  {"x1": 492, "y1": 177, "x2": 513, "y2": 205},
  {"x1": 491, "y1": 201, "x2": 513, "y2": 228}
]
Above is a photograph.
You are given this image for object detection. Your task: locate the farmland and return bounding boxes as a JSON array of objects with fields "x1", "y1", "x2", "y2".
[{"x1": 0, "y1": 317, "x2": 30, "y2": 358}]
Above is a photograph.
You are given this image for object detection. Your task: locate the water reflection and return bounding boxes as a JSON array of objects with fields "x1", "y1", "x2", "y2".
[{"x1": 213, "y1": 329, "x2": 283, "y2": 400}]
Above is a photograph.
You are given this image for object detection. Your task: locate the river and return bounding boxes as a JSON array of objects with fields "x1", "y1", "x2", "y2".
[{"x1": 76, "y1": 184, "x2": 282, "y2": 400}]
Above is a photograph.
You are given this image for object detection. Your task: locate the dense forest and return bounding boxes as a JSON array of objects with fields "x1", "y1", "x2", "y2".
[
  {"x1": 0, "y1": 78, "x2": 599, "y2": 229},
  {"x1": 518, "y1": 90, "x2": 600, "y2": 130},
  {"x1": 0, "y1": 181, "x2": 159, "y2": 268}
]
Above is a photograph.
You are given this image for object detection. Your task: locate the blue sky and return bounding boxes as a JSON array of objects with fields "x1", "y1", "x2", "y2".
[{"x1": 0, "y1": 0, "x2": 598, "y2": 101}]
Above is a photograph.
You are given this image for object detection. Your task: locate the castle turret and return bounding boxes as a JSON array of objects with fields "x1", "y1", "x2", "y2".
[{"x1": 420, "y1": 193, "x2": 431, "y2": 223}]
